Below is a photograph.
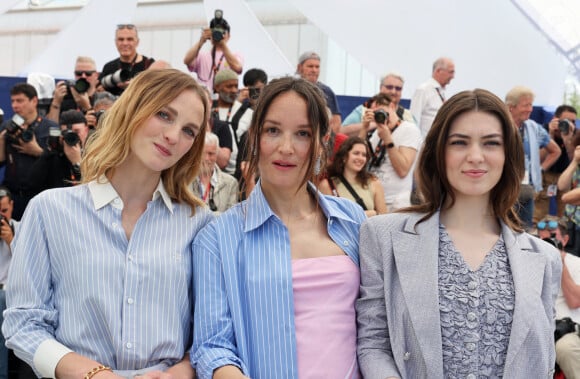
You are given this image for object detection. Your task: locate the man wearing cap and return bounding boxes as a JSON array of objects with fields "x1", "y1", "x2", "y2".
[
  {"x1": 183, "y1": 13, "x2": 243, "y2": 92},
  {"x1": 296, "y1": 51, "x2": 342, "y2": 133},
  {"x1": 211, "y1": 69, "x2": 253, "y2": 175}
]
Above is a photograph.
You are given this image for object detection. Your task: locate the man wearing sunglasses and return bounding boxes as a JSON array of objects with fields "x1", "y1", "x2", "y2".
[
  {"x1": 342, "y1": 72, "x2": 415, "y2": 137},
  {"x1": 47, "y1": 56, "x2": 100, "y2": 123},
  {"x1": 99, "y1": 24, "x2": 155, "y2": 96}
]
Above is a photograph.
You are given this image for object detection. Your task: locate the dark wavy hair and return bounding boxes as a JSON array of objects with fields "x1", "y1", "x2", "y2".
[
  {"x1": 327, "y1": 137, "x2": 373, "y2": 187},
  {"x1": 405, "y1": 88, "x2": 524, "y2": 232},
  {"x1": 244, "y1": 77, "x2": 329, "y2": 193}
]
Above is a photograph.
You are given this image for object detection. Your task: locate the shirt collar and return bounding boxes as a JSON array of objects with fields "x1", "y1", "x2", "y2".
[
  {"x1": 243, "y1": 180, "x2": 360, "y2": 232},
  {"x1": 88, "y1": 176, "x2": 174, "y2": 212},
  {"x1": 428, "y1": 77, "x2": 443, "y2": 90}
]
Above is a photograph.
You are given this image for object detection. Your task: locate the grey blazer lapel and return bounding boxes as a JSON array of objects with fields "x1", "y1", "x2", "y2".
[
  {"x1": 393, "y1": 213, "x2": 444, "y2": 377},
  {"x1": 502, "y1": 224, "x2": 545, "y2": 371}
]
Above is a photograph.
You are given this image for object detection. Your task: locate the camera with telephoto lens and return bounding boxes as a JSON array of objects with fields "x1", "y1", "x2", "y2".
[
  {"x1": 210, "y1": 9, "x2": 228, "y2": 43},
  {"x1": 101, "y1": 69, "x2": 132, "y2": 90},
  {"x1": 65, "y1": 78, "x2": 90, "y2": 94},
  {"x1": 558, "y1": 119, "x2": 571, "y2": 135},
  {"x1": 374, "y1": 109, "x2": 388, "y2": 124}
]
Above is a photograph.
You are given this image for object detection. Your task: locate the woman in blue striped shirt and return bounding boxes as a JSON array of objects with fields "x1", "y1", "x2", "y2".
[
  {"x1": 192, "y1": 77, "x2": 366, "y2": 379},
  {"x1": 3, "y1": 69, "x2": 213, "y2": 379}
]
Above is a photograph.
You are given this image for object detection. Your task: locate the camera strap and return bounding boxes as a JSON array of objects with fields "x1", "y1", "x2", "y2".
[
  {"x1": 368, "y1": 123, "x2": 400, "y2": 167},
  {"x1": 337, "y1": 175, "x2": 368, "y2": 211}
]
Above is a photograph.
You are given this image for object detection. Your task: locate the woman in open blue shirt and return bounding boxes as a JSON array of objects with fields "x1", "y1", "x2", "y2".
[{"x1": 192, "y1": 77, "x2": 366, "y2": 379}]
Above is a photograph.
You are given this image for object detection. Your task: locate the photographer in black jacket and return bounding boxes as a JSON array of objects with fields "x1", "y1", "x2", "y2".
[
  {"x1": 0, "y1": 83, "x2": 53, "y2": 220},
  {"x1": 26, "y1": 110, "x2": 89, "y2": 197}
]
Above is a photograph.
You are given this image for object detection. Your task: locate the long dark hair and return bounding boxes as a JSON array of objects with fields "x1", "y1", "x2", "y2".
[
  {"x1": 404, "y1": 88, "x2": 524, "y2": 232},
  {"x1": 327, "y1": 136, "x2": 373, "y2": 187},
  {"x1": 244, "y1": 77, "x2": 329, "y2": 192}
]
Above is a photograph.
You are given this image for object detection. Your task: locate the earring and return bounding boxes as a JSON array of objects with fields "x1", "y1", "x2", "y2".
[{"x1": 313, "y1": 156, "x2": 322, "y2": 175}]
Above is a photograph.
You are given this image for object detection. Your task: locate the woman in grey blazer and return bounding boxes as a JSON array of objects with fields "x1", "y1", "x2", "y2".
[{"x1": 357, "y1": 89, "x2": 562, "y2": 379}]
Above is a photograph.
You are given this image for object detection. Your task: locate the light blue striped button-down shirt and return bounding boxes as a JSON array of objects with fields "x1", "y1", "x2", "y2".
[
  {"x1": 191, "y1": 182, "x2": 366, "y2": 379},
  {"x1": 3, "y1": 180, "x2": 213, "y2": 378}
]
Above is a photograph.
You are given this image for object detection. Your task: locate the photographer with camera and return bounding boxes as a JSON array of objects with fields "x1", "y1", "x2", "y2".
[
  {"x1": 99, "y1": 24, "x2": 155, "y2": 96},
  {"x1": 183, "y1": 9, "x2": 243, "y2": 92},
  {"x1": 535, "y1": 105, "x2": 578, "y2": 222},
  {"x1": 26, "y1": 110, "x2": 89, "y2": 198},
  {"x1": 46, "y1": 56, "x2": 100, "y2": 123},
  {"x1": 0, "y1": 83, "x2": 54, "y2": 220},
  {"x1": 357, "y1": 93, "x2": 421, "y2": 211}
]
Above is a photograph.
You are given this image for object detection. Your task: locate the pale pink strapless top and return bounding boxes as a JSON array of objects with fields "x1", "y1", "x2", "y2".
[{"x1": 292, "y1": 255, "x2": 361, "y2": 379}]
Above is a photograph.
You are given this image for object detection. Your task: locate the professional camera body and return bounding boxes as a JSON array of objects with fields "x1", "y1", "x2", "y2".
[
  {"x1": 5, "y1": 114, "x2": 35, "y2": 145},
  {"x1": 210, "y1": 9, "x2": 229, "y2": 43},
  {"x1": 64, "y1": 78, "x2": 90, "y2": 94},
  {"x1": 558, "y1": 119, "x2": 572, "y2": 135},
  {"x1": 48, "y1": 125, "x2": 80, "y2": 153},
  {"x1": 374, "y1": 109, "x2": 389, "y2": 124}
]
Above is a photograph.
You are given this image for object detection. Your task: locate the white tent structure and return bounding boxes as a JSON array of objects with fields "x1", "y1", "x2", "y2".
[{"x1": 1, "y1": 0, "x2": 579, "y2": 106}]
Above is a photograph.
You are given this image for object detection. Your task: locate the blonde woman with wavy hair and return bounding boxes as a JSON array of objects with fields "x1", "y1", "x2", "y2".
[{"x1": 3, "y1": 68, "x2": 213, "y2": 379}]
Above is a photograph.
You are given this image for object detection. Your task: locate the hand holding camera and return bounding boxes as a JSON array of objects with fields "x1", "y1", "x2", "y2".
[
  {"x1": 0, "y1": 216, "x2": 14, "y2": 245},
  {"x1": 63, "y1": 140, "x2": 82, "y2": 167},
  {"x1": 361, "y1": 107, "x2": 377, "y2": 132}
]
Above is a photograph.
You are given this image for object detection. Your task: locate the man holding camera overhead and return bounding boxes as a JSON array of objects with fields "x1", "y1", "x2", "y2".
[
  {"x1": 99, "y1": 24, "x2": 155, "y2": 96},
  {"x1": 183, "y1": 9, "x2": 243, "y2": 92},
  {"x1": 0, "y1": 83, "x2": 53, "y2": 220},
  {"x1": 358, "y1": 93, "x2": 421, "y2": 211},
  {"x1": 47, "y1": 56, "x2": 100, "y2": 123}
]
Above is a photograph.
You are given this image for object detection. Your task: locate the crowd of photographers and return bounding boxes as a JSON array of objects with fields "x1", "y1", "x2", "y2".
[{"x1": 1, "y1": 8, "x2": 580, "y2": 378}]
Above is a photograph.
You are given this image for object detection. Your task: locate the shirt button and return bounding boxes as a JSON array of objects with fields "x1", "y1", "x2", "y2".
[
  {"x1": 343, "y1": 240, "x2": 350, "y2": 246},
  {"x1": 112, "y1": 222, "x2": 118, "y2": 228},
  {"x1": 403, "y1": 352, "x2": 410, "y2": 361},
  {"x1": 467, "y1": 312, "x2": 477, "y2": 321},
  {"x1": 128, "y1": 254, "x2": 133, "y2": 262},
  {"x1": 466, "y1": 374, "x2": 476, "y2": 379},
  {"x1": 127, "y1": 298, "x2": 134, "y2": 304},
  {"x1": 466, "y1": 342, "x2": 476, "y2": 351},
  {"x1": 468, "y1": 281, "x2": 478, "y2": 290},
  {"x1": 126, "y1": 342, "x2": 132, "y2": 349}
]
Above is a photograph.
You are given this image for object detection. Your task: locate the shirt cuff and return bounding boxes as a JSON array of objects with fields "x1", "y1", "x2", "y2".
[{"x1": 33, "y1": 339, "x2": 73, "y2": 378}]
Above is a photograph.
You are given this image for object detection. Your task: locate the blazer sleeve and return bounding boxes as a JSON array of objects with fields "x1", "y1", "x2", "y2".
[{"x1": 357, "y1": 218, "x2": 401, "y2": 379}]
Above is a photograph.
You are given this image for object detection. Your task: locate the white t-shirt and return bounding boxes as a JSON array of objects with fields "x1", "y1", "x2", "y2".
[
  {"x1": 556, "y1": 253, "x2": 580, "y2": 322},
  {"x1": 368, "y1": 121, "x2": 422, "y2": 209}
]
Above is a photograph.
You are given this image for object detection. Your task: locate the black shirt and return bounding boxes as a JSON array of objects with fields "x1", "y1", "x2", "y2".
[{"x1": 99, "y1": 55, "x2": 154, "y2": 96}]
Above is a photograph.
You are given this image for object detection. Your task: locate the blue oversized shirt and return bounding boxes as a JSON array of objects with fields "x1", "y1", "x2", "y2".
[{"x1": 191, "y1": 182, "x2": 366, "y2": 379}]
